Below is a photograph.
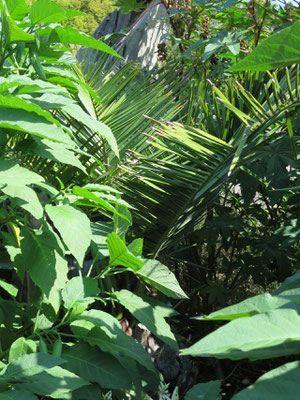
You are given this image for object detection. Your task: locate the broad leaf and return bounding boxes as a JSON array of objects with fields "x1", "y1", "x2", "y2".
[
  {"x1": 2, "y1": 14, "x2": 35, "y2": 44},
  {"x1": 137, "y1": 259, "x2": 188, "y2": 299},
  {"x1": 6, "y1": 0, "x2": 29, "y2": 21},
  {"x1": 0, "y1": 353, "x2": 64, "y2": 380},
  {"x1": 9, "y1": 338, "x2": 37, "y2": 362},
  {"x1": 2, "y1": 184, "x2": 43, "y2": 220},
  {"x1": 0, "y1": 108, "x2": 74, "y2": 145},
  {"x1": 230, "y1": 21, "x2": 300, "y2": 71},
  {"x1": 232, "y1": 361, "x2": 300, "y2": 400},
  {"x1": 185, "y1": 381, "x2": 222, "y2": 400},
  {"x1": 48, "y1": 25, "x2": 121, "y2": 59},
  {"x1": 181, "y1": 309, "x2": 300, "y2": 360},
  {"x1": 115, "y1": 290, "x2": 178, "y2": 350},
  {"x1": 193, "y1": 293, "x2": 300, "y2": 321},
  {"x1": 70, "y1": 310, "x2": 156, "y2": 372},
  {"x1": 62, "y1": 276, "x2": 98, "y2": 314},
  {"x1": 63, "y1": 343, "x2": 132, "y2": 389},
  {"x1": 21, "y1": 224, "x2": 68, "y2": 312},
  {"x1": 46, "y1": 204, "x2": 92, "y2": 266},
  {"x1": 29, "y1": 0, "x2": 66, "y2": 25},
  {"x1": 0, "y1": 390, "x2": 37, "y2": 400},
  {"x1": 72, "y1": 384, "x2": 102, "y2": 400},
  {"x1": 18, "y1": 138, "x2": 86, "y2": 172},
  {"x1": 106, "y1": 232, "x2": 144, "y2": 271},
  {"x1": 16, "y1": 366, "x2": 89, "y2": 398},
  {"x1": 273, "y1": 271, "x2": 300, "y2": 295},
  {"x1": 0, "y1": 160, "x2": 43, "y2": 186}
]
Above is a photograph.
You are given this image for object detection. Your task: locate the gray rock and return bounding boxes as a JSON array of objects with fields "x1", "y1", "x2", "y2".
[{"x1": 78, "y1": 0, "x2": 169, "y2": 75}]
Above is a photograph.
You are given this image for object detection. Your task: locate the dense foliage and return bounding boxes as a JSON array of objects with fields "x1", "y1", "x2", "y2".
[{"x1": 0, "y1": 0, "x2": 300, "y2": 399}]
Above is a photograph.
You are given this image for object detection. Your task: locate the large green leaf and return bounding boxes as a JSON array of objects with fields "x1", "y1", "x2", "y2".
[
  {"x1": 63, "y1": 343, "x2": 132, "y2": 389},
  {"x1": 106, "y1": 232, "x2": 144, "y2": 271},
  {"x1": 9, "y1": 338, "x2": 37, "y2": 363},
  {"x1": 2, "y1": 14, "x2": 35, "y2": 44},
  {"x1": 2, "y1": 184, "x2": 43, "y2": 220},
  {"x1": 0, "y1": 353, "x2": 64, "y2": 381},
  {"x1": 48, "y1": 25, "x2": 121, "y2": 58},
  {"x1": 0, "y1": 160, "x2": 43, "y2": 186},
  {"x1": 18, "y1": 138, "x2": 86, "y2": 172},
  {"x1": 185, "y1": 381, "x2": 222, "y2": 400},
  {"x1": 70, "y1": 310, "x2": 156, "y2": 373},
  {"x1": 230, "y1": 21, "x2": 300, "y2": 71},
  {"x1": 0, "y1": 95, "x2": 59, "y2": 125},
  {"x1": 71, "y1": 384, "x2": 102, "y2": 400},
  {"x1": 193, "y1": 293, "x2": 300, "y2": 321},
  {"x1": 15, "y1": 366, "x2": 89, "y2": 398},
  {"x1": 181, "y1": 309, "x2": 300, "y2": 360},
  {"x1": 136, "y1": 259, "x2": 188, "y2": 299},
  {"x1": 232, "y1": 361, "x2": 300, "y2": 400},
  {"x1": 29, "y1": 0, "x2": 66, "y2": 25},
  {"x1": 6, "y1": 0, "x2": 29, "y2": 21},
  {"x1": 21, "y1": 224, "x2": 68, "y2": 312},
  {"x1": 46, "y1": 204, "x2": 92, "y2": 266},
  {"x1": 0, "y1": 108, "x2": 74, "y2": 145},
  {"x1": 62, "y1": 276, "x2": 98, "y2": 314},
  {"x1": 115, "y1": 290, "x2": 178, "y2": 350},
  {"x1": 0, "y1": 390, "x2": 37, "y2": 400}
]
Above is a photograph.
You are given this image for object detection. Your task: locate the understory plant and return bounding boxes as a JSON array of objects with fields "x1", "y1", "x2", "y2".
[{"x1": 0, "y1": 1, "x2": 188, "y2": 399}]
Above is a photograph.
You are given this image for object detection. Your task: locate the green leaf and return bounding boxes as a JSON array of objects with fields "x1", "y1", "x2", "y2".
[
  {"x1": 9, "y1": 338, "x2": 37, "y2": 362},
  {"x1": 91, "y1": 221, "x2": 113, "y2": 260},
  {"x1": 230, "y1": 21, "x2": 300, "y2": 71},
  {"x1": 72, "y1": 384, "x2": 102, "y2": 400},
  {"x1": 0, "y1": 108, "x2": 74, "y2": 146},
  {"x1": 273, "y1": 271, "x2": 300, "y2": 295},
  {"x1": 232, "y1": 361, "x2": 300, "y2": 400},
  {"x1": 181, "y1": 309, "x2": 300, "y2": 360},
  {"x1": 115, "y1": 290, "x2": 178, "y2": 350},
  {"x1": 0, "y1": 95, "x2": 59, "y2": 126},
  {"x1": 0, "y1": 390, "x2": 37, "y2": 400},
  {"x1": 6, "y1": 0, "x2": 29, "y2": 21},
  {"x1": 0, "y1": 159, "x2": 43, "y2": 186},
  {"x1": 193, "y1": 293, "x2": 300, "y2": 321},
  {"x1": 185, "y1": 381, "x2": 222, "y2": 400},
  {"x1": 29, "y1": 0, "x2": 66, "y2": 25},
  {"x1": 18, "y1": 138, "x2": 86, "y2": 172},
  {"x1": 113, "y1": 204, "x2": 132, "y2": 238},
  {"x1": 16, "y1": 366, "x2": 89, "y2": 398},
  {"x1": 0, "y1": 353, "x2": 64, "y2": 380},
  {"x1": 21, "y1": 224, "x2": 68, "y2": 312},
  {"x1": 137, "y1": 259, "x2": 188, "y2": 299},
  {"x1": 46, "y1": 204, "x2": 92, "y2": 266},
  {"x1": 48, "y1": 25, "x2": 121, "y2": 59},
  {"x1": 72, "y1": 186, "x2": 117, "y2": 215},
  {"x1": 63, "y1": 343, "x2": 132, "y2": 389},
  {"x1": 128, "y1": 238, "x2": 143, "y2": 256},
  {"x1": 2, "y1": 184, "x2": 43, "y2": 220},
  {"x1": 106, "y1": 232, "x2": 144, "y2": 271},
  {"x1": 62, "y1": 276, "x2": 98, "y2": 314},
  {"x1": 0, "y1": 279, "x2": 18, "y2": 297},
  {"x1": 2, "y1": 14, "x2": 35, "y2": 44},
  {"x1": 70, "y1": 310, "x2": 156, "y2": 373}
]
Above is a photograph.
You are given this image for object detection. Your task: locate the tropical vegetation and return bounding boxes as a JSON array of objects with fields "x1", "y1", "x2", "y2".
[{"x1": 0, "y1": 0, "x2": 299, "y2": 399}]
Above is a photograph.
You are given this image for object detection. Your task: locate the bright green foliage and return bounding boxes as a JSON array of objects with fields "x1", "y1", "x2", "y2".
[
  {"x1": 0, "y1": 1, "x2": 186, "y2": 398},
  {"x1": 231, "y1": 21, "x2": 300, "y2": 71}
]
